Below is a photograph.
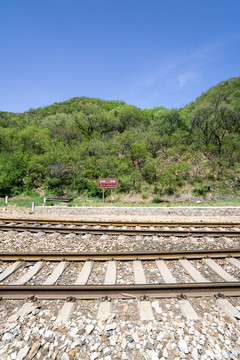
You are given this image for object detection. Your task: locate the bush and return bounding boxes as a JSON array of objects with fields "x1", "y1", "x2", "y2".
[
  {"x1": 207, "y1": 173, "x2": 215, "y2": 180},
  {"x1": 78, "y1": 180, "x2": 102, "y2": 198},
  {"x1": 164, "y1": 187, "x2": 175, "y2": 195},
  {"x1": 193, "y1": 185, "x2": 210, "y2": 197},
  {"x1": 152, "y1": 196, "x2": 165, "y2": 203}
]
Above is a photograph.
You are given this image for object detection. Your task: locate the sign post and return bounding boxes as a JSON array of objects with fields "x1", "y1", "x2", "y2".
[{"x1": 97, "y1": 178, "x2": 118, "y2": 204}]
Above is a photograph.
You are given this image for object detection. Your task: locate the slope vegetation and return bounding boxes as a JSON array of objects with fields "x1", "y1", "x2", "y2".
[{"x1": 0, "y1": 78, "x2": 239, "y2": 201}]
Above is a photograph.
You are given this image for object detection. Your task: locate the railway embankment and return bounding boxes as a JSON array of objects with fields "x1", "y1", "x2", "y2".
[{"x1": 34, "y1": 205, "x2": 240, "y2": 216}]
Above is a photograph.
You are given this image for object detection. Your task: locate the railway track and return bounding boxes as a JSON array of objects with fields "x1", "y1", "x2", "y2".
[
  {"x1": 1, "y1": 249, "x2": 240, "y2": 323},
  {"x1": 1, "y1": 219, "x2": 240, "y2": 359},
  {"x1": 0, "y1": 220, "x2": 240, "y2": 236},
  {"x1": 1, "y1": 218, "x2": 240, "y2": 227},
  {"x1": 1, "y1": 250, "x2": 240, "y2": 299}
]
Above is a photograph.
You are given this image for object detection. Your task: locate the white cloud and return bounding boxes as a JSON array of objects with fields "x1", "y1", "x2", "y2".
[
  {"x1": 136, "y1": 40, "x2": 225, "y2": 90},
  {"x1": 177, "y1": 71, "x2": 200, "y2": 88}
]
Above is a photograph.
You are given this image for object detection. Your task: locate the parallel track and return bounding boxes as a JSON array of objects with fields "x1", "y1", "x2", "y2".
[
  {"x1": 0, "y1": 224, "x2": 240, "y2": 236},
  {"x1": 1, "y1": 218, "x2": 240, "y2": 227}
]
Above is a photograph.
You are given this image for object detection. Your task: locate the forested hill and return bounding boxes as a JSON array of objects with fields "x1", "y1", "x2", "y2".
[{"x1": 0, "y1": 77, "x2": 240, "y2": 200}]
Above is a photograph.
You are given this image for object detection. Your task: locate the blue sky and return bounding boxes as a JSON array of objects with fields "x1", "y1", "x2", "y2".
[{"x1": 0, "y1": 0, "x2": 239, "y2": 112}]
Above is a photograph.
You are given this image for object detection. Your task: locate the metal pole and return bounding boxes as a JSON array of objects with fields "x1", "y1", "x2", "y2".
[
  {"x1": 103, "y1": 189, "x2": 104, "y2": 203},
  {"x1": 111, "y1": 189, "x2": 113, "y2": 203}
]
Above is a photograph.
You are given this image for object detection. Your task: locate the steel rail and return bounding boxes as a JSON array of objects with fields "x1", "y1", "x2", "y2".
[
  {"x1": 0, "y1": 224, "x2": 240, "y2": 236},
  {"x1": 0, "y1": 218, "x2": 239, "y2": 227},
  {"x1": 0, "y1": 249, "x2": 239, "y2": 261},
  {"x1": 1, "y1": 282, "x2": 240, "y2": 299}
]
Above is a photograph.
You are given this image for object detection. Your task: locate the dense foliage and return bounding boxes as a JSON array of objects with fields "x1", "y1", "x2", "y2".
[{"x1": 0, "y1": 77, "x2": 240, "y2": 199}]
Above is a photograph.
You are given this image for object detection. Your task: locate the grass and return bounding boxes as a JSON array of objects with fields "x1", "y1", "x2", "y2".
[
  {"x1": 0, "y1": 195, "x2": 43, "y2": 208},
  {"x1": 1, "y1": 195, "x2": 240, "y2": 209}
]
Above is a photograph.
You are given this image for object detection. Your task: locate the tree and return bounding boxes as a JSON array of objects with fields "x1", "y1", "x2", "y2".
[
  {"x1": 191, "y1": 91, "x2": 239, "y2": 155},
  {"x1": 0, "y1": 152, "x2": 26, "y2": 196},
  {"x1": 150, "y1": 108, "x2": 190, "y2": 135}
]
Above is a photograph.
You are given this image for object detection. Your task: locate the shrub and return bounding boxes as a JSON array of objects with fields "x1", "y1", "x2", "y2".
[
  {"x1": 165, "y1": 187, "x2": 175, "y2": 195},
  {"x1": 152, "y1": 196, "x2": 165, "y2": 203},
  {"x1": 193, "y1": 185, "x2": 209, "y2": 197}
]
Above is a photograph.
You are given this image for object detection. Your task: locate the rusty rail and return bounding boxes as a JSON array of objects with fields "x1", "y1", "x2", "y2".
[
  {"x1": 0, "y1": 249, "x2": 239, "y2": 261},
  {"x1": 1, "y1": 282, "x2": 240, "y2": 299},
  {"x1": 0, "y1": 218, "x2": 240, "y2": 227}
]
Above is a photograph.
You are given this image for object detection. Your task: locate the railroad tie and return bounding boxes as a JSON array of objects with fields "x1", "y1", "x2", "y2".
[
  {"x1": 139, "y1": 300, "x2": 155, "y2": 321},
  {"x1": 228, "y1": 257, "x2": 240, "y2": 270},
  {"x1": 0, "y1": 261, "x2": 22, "y2": 282},
  {"x1": 189, "y1": 237, "x2": 197, "y2": 244},
  {"x1": 216, "y1": 298, "x2": 240, "y2": 319},
  {"x1": 179, "y1": 259, "x2": 209, "y2": 283},
  {"x1": 104, "y1": 261, "x2": 117, "y2": 285},
  {"x1": 223, "y1": 237, "x2": 233, "y2": 244},
  {"x1": 97, "y1": 301, "x2": 112, "y2": 320},
  {"x1": 205, "y1": 237, "x2": 214, "y2": 243},
  {"x1": 56, "y1": 301, "x2": 75, "y2": 323},
  {"x1": 82, "y1": 233, "x2": 91, "y2": 240},
  {"x1": 171, "y1": 236, "x2": 178, "y2": 244},
  {"x1": 155, "y1": 260, "x2": 176, "y2": 283},
  {"x1": 233, "y1": 227, "x2": 240, "y2": 232},
  {"x1": 74, "y1": 261, "x2": 93, "y2": 285},
  {"x1": 203, "y1": 259, "x2": 239, "y2": 282},
  {"x1": 133, "y1": 261, "x2": 146, "y2": 284},
  {"x1": 8, "y1": 302, "x2": 37, "y2": 323},
  {"x1": 11, "y1": 261, "x2": 44, "y2": 285},
  {"x1": 42, "y1": 261, "x2": 68, "y2": 286},
  {"x1": 178, "y1": 298, "x2": 200, "y2": 321}
]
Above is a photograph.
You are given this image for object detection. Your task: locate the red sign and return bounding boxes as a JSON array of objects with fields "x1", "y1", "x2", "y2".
[{"x1": 98, "y1": 178, "x2": 118, "y2": 189}]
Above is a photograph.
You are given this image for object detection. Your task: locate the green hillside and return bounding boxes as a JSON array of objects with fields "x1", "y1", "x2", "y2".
[{"x1": 0, "y1": 78, "x2": 240, "y2": 202}]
